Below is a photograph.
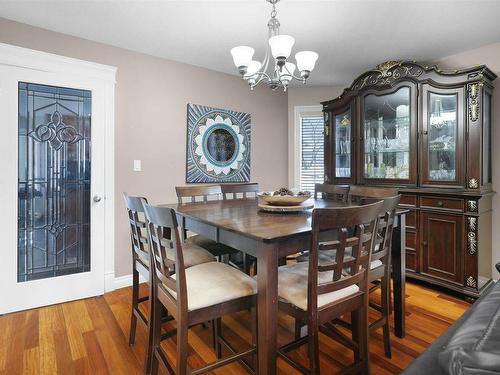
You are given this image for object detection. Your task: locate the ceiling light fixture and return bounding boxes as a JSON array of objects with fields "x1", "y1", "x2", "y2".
[{"x1": 230, "y1": 0, "x2": 319, "y2": 92}]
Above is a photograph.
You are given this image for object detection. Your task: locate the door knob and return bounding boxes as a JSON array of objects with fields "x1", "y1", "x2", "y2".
[
  {"x1": 93, "y1": 195, "x2": 102, "y2": 203},
  {"x1": 422, "y1": 240, "x2": 428, "y2": 246}
]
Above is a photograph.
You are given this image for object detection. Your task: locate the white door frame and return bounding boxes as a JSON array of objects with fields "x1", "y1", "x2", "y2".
[{"x1": 0, "y1": 43, "x2": 116, "y2": 313}]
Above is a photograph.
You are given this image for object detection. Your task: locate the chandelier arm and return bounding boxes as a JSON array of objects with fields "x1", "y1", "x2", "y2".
[{"x1": 250, "y1": 71, "x2": 272, "y2": 88}]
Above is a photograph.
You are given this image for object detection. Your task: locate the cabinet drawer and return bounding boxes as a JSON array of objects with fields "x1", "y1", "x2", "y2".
[
  {"x1": 420, "y1": 196, "x2": 463, "y2": 212},
  {"x1": 399, "y1": 194, "x2": 417, "y2": 207}
]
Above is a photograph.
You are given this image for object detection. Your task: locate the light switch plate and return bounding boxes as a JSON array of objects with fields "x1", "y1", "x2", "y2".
[{"x1": 133, "y1": 160, "x2": 142, "y2": 172}]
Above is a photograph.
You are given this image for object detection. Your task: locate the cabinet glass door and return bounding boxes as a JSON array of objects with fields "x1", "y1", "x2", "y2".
[
  {"x1": 362, "y1": 86, "x2": 411, "y2": 181},
  {"x1": 427, "y1": 93, "x2": 458, "y2": 181},
  {"x1": 334, "y1": 110, "x2": 352, "y2": 178},
  {"x1": 422, "y1": 85, "x2": 464, "y2": 186}
]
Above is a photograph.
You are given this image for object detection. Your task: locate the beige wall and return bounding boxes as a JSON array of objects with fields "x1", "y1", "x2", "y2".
[
  {"x1": 0, "y1": 18, "x2": 288, "y2": 277},
  {"x1": 287, "y1": 86, "x2": 344, "y2": 186},
  {"x1": 435, "y1": 42, "x2": 500, "y2": 277}
]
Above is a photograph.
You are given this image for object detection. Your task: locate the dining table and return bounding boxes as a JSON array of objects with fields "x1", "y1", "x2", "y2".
[{"x1": 161, "y1": 198, "x2": 406, "y2": 375}]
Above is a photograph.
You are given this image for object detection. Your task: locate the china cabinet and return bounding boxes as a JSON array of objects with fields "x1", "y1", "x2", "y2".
[{"x1": 322, "y1": 61, "x2": 496, "y2": 299}]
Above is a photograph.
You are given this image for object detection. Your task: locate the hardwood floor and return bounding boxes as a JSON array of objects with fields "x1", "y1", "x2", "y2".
[{"x1": 0, "y1": 281, "x2": 468, "y2": 374}]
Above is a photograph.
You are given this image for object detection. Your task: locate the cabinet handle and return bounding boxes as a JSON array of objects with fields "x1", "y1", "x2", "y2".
[
  {"x1": 422, "y1": 240, "x2": 428, "y2": 246},
  {"x1": 437, "y1": 201, "x2": 444, "y2": 207}
]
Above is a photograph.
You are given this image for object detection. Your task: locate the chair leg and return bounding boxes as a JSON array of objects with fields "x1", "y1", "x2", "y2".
[
  {"x1": 381, "y1": 276, "x2": 392, "y2": 358},
  {"x1": 211, "y1": 320, "x2": 217, "y2": 349},
  {"x1": 350, "y1": 310, "x2": 360, "y2": 362},
  {"x1": 176, "y1": 320, "x2": 189, "y2": 375},
  {"x1": 251, "y1": 308, "x2": 258, "y2": 371},
  {"x1": 214, "y1": 318, "x2": 222, "y2": 359},
  {"x1": 353, "y1": 297, "x2": 370, "y2": 375},
  {"x1": 144, "y1": 279, "x2": 154, "y2": 375},
  {"x1": 129, "y1": 267, "x2": 139, "y2": 345},
  {"x1": 308, "y1": 318, "x2": 320, "y2": 374},
  {"x1": 150, "y1": 290, "x2": 162, "y2": 375}
]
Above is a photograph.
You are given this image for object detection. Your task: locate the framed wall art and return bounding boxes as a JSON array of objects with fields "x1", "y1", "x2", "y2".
[{"x1": 186, "y1": 103, "x2": 251, "y2": 183}]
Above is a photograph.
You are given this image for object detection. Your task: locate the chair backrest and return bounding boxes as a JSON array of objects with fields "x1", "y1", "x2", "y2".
[
  {"x1": 143, "y1": 203, "x2": 187, "y2": 315},
  {"x1": 308, "y1": 201, "x2": 383, "y2": 312},
  {"x1": 360, "y1": 195, "x2": 401, "y2": 265},
  {"x1": 221, "y1": 183, "x2": 259, "y2": 200},
  {"x1": 175, "y1": 184, "x2": 222, "y2": 203},
  {"x1": 123, "y1": 193, "x2": 150, "y2": 266},
  {"x1": 349, "y1": 185, "x2": 399, "y2": 202},
  {"x1": 314, "y1": 183, "x2": 350, "y2": 202}
]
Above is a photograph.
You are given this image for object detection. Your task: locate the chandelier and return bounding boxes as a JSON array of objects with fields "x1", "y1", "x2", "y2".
[{"x1": 230, "y1": 0, "x2": 319, "y2": 92}]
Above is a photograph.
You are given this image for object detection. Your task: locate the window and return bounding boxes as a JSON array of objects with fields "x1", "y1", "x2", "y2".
[{"x1": 294, "y1": 106, "x2": 324, "y2": 192}]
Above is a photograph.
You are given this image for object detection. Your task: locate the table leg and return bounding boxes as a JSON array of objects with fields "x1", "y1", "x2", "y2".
[
  {"x1": 257, "y1": 243, "x2": 278, "y2": 375},
  {"x1": 392, "y1": 213, "x2": 406, "y2": 338}
]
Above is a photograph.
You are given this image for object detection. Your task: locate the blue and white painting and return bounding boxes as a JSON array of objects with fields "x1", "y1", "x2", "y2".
[{"x1": 186, "y1": 104, "x2": 251, "y2": 183}]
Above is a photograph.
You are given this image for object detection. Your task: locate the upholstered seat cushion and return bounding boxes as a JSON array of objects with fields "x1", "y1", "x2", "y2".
[
  {"x1": 136, "y1": 242, "x2": 213, "y2": 270},
  {"x1": 166, "y1": 262, "x2": 257, "y2": 311},
  {"x1": 277, "y1": 262, "x2": 359, "y2": 311},
  {"x1": 174, "y1": 243, "x2": 215, "y2": 268}
]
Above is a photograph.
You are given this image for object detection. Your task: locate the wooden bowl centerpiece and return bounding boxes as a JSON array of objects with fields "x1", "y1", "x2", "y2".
[{"x1": 258, "y1": 188, "x2": 311, "y2": 206}]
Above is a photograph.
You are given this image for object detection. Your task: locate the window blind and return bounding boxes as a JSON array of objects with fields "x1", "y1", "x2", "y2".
[{"x1": 300, "y1": 115, "x2": 324, "y2": 192}]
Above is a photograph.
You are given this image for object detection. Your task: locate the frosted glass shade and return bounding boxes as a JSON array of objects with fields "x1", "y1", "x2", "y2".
[
  {"x1": 268, "y1": 35, "x2": 295, "y2": 59},
  {"x1": 230, "y1": 46, "x2": 255, "y2": 68},
  {"x1": 295, "y1": 51, "x2": 319, "y2": 72},
  {"x1": 244, "y1": 60, "x2": 262, "y2": 77}
]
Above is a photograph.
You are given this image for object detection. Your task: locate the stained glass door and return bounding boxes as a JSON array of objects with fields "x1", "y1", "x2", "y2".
[
  {"x1": 0, "y1": 51, "x2": 110, "y2": 314},
  {"x1": 18, "y1": 82, "x2": 92, "y2": 282}
]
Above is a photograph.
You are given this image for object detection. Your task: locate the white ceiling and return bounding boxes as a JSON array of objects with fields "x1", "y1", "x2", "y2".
[{"x1": 1, "y1": 0, "x2": 500, "y2": 86}]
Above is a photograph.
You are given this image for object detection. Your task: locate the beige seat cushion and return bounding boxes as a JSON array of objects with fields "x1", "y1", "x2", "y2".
[
  {"x1": 277, "y1": 262, "x2": 359, "y2": 311},
  {"x1": 166, "y1": 262, "x2": 256, "y2": 311},
  {"x1": 173, "y1": 243, "x2": 215, "y2": 268}
]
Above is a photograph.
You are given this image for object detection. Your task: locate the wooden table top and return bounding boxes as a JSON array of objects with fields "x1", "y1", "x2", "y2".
[{"x1": 162, "y1": 199, "x2": 407, "y2": 243}]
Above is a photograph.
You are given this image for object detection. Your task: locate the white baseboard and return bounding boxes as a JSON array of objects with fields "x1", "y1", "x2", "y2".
[{"x1": 105, "y1": 272, "x2": 147, "y2": 292}]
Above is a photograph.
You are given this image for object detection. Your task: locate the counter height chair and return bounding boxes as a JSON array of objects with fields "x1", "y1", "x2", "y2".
[
  {"x1": 314, "y1": 183, "x2": 350, "y2": 203},
  {"x1": 123, "y1": 194, "x2": 215, "y2": 373},
  {"x1": 143, "y1": 203, "x2": 257, "y2": 375},
  {"x1": 175, "y1": 185, "x2": 240, "y2": 263},
  {"x1": 296, "y1": 195, "x2": 401, "y2": 359},
  {"x1": 277, "y1": 201, "x2": 383, "y2": 374},
  {"x1": 359, "y1": 195, "x2": 400, "y2": 358}
]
